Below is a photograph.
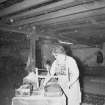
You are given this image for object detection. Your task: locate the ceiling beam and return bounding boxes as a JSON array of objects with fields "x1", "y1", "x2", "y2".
[
  {"x1": 29, "y1": 7, "x2": 105, "y2": 26},
  {"x1": 52, "y1": 19, "x2": 105, "y2": 32},
  {"x1": 7, "y1": 0, "x2": 94, "y2": 20},
  {"x1": 35, "y1": 13, "x2": 105, "y2": 32},
  {"x1": 11, "y1": 1, "x2": 105, "y2": 26},
  {"x1": 37, "y1": 30, "x2": 97, "y2": 46},
  {"x1": 37, "y1": 31, "x2": 78, "y2": 44},
  {"x1": 36, "y1": 20, "x2": 105, "y2": 41},
  {"x1": 57, "y1": 28, "x2": 105, "y2": 36},
  {"x1": 1, "y1": 14, "x2": 105, "y2": 35},
  {"x1": 0, "y1": 0, "x2": 7, "y2": 3},
  {"x1": 0, "y1": 24, "x2": 28, "y2": 34},
  {"x1": 0, "y1": 0, "x2": 51, "y2": 17}
]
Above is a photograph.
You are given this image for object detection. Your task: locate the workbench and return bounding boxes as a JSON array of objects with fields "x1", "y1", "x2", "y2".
[{"x1": 12, "y1": 94, "x2": 66, "y2": 105}]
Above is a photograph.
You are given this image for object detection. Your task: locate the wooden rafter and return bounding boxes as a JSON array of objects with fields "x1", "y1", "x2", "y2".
[
  {"x1": 49, "y1": 17, "x2": 105, "y2": 32},
  {"x1": 31, "y1": 8, "x2": 105, "y2": 26},
  {"x1": 0, "y1": 0, "x2": 7, "y2": 3},
  {"x1": 10, "y1": 1, "x2": 105, "y2": 26},
  {"x1": 0, "y1": 14, "x2": 105, "y2": 34},
  {"x1": 0, "y1": 24, "x2": 28, "y2": 34},
  {"x1": 0, "y1": 0, "x2": 52, "y2": 17},
  {"x1": 7, "y1": 0, "x2": 93, "y2": 20}
]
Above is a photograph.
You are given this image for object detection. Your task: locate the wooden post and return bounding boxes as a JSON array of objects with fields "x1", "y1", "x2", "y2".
[{"x1": 30, "y1": 30, "x2": 39, "y2": 68}]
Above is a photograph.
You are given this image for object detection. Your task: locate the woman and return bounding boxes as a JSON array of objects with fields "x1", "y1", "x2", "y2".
[{"x1": 43, "y1": 45, "x2": 81, "y2": 105}]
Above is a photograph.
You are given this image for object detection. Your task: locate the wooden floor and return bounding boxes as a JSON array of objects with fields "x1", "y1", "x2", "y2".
[{"x1": 83, "y1": 76, "x2": 105, "y2": 95}]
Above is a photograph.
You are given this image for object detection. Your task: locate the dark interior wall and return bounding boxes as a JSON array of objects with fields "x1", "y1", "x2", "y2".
[
  {"x1": 0, "y1": 31, "x2": 29, "y2": 105},
  {"x1": 36, "y1": 40, "x2": 43, "y2": 68}
]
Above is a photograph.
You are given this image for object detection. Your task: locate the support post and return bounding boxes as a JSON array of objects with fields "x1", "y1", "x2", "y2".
[{"x1": 30, "y1": 30, "x2": 39, "y2": 68}]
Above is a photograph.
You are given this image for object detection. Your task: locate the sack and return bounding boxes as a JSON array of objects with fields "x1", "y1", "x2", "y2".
[
  {"x1": 46, "y1": 77, "x2": 58, "y2": 85},
  {"x1": 44, "y1": 83, "x2": 63, "y2": 97}
]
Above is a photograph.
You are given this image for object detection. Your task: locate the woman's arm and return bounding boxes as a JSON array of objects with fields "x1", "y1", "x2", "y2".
[
  {"x1": 68, "y1": 57, "x2": 79, "y2": 87},
  {"x1": 43, "y1": 61, "x2": 56, "y2": 86}
]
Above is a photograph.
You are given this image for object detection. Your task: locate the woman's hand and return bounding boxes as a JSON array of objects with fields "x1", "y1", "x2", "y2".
[{"x1": 40, "y1": 84, "x2": 44, "y2": 90}]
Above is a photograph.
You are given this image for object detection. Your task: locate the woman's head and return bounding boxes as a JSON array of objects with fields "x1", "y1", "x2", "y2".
[{"x1": 51, "y1": 45, "x2": 66, "y2": 57}]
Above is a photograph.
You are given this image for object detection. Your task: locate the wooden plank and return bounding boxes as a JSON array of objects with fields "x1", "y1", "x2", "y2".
[
  {"x1": 36, "y1": 21, "x2": 105, "y2": 45},
  {"x1": 34, "y1": 13, "x2": 105, "y2": 32},
  {"x1": 57, "y1": 27, "x2": 105, "y2": 36},
  {"x1": 30, "y1": 31, "x2": 37, "y2": 67},
  {"x1": 11, "y1": 1, "x2": 105, "y2": 26},
  {"x1": 8, "y1": 0, "x2": 93, "y2": 20},
  {"x1": 51, "y1": 15, "x2": 105, "y2": 31},
  {"x1": 0, "y1": 0, "x2": 7, "y2": 3},
  {"x1": 0, "y1": 0, "x2": 51, "y2": 17},
  {"x1": 36, "y1": 28, "x2": 78, "y2": 44},
  {"x1": 0, "y1": 24, "x2": 28, "y2": 34},
  {"x1": 30, "y1": 7, "x2": 105, "y2": 26}
]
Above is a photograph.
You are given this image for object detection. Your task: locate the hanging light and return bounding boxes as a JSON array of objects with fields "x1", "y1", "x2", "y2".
[
  {"x1": 58, "y1": 40, "x2": 73, "y2": 44},
  {"x1": 32, "y1": 26, "x2": 36, "y2": 30},
  {"x1": 10, "y1": 18, "x2": 14, "y2": 23}
]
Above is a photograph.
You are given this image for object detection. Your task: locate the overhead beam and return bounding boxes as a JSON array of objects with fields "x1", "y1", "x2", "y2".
[
  {"x1": 57, "y1": 34, "x2": 99, "y2": 46},
  {"x1": 0, "y1": 24, "x2": 28, "y2": 34},
  {"x1": 57, "y1": 28, "x2": 105, "y2": 36},
  {"x1": 0, "y1": 0, "x2": 51, "y2": 17},
  {"x1": 52, "y1": 19, "x2": 105, "y2": 32},
  {"x1": 35, "y1": 13, "x2": 105, "y2": 32},
  {"x1": 37, "y1": 31, "x2": 78, "y2": 44},
  {"x1": 8, "y1": 0, "x2": 93, "y2": 20},
  {"x1": 1, "y1": 14, "x2": 105, "y2": 35},
  {"x1": 40, "y1": 21, "x2": 105, "y2": 35},
  {"x1": 0, "y1": 24, "x2": 60, "y2": 40},
  {"x1": 29, "y1": 7, "x2": 105, "y2": 26},
  {"x1": 37, "y1": 30, "x2": 96, "y2": 46},
  {"x1": 0, "y1": 0, "x2": 7, "y2": 3},
  {"x1": 11, "y1": 1, "x2": 105, "y2": 26},
  {"x1": 35, "y1": 34, "x2": 104, "y2": 46}
]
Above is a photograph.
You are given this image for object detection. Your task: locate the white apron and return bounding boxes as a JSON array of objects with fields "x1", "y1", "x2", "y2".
[{"x1": 53, "y1": 56, "x2": 81, "y2": 105}]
